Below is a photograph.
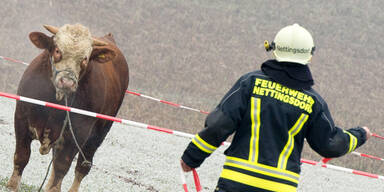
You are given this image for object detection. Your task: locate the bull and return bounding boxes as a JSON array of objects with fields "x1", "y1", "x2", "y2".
[{"x1": 6, "y1": 24, "x2": 129, "y2": 192}]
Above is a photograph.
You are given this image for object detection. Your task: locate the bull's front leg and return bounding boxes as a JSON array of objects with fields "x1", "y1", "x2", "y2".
[
  {"x1": 7, "y1": 110, "x2": 32, "y2": 192},
  {"x1": 69, "y1": 121, "x2": 113, "y2": 192},
  {"x1": 45, "y1": 138, "x2": 78, "y2": 192},
  {"x1": 68, "y1": 144, "x2": 95, "y2": 192}
]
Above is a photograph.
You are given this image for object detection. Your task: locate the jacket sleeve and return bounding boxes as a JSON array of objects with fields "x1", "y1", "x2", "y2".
[
  {"x1": 305, "y1": 100, "x2": 367, "y2": 158},
  {"x1": 181, "y1": 75, "x2": 252, "y2": 168}
]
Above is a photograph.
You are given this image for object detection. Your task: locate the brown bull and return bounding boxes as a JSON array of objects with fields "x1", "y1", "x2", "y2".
[{"x1": 7, "y1": 24, "x2": 129, "y2": 192}]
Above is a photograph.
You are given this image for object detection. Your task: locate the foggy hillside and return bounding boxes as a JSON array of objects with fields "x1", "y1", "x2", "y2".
[{"x1": 0, "y1": 0, "x2": 383, "y2": 176}]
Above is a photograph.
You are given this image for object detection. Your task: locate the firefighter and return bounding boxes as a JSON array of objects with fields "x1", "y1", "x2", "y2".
[{"x1": 180, "y1": 23, "x2": 371, "y2": 192}]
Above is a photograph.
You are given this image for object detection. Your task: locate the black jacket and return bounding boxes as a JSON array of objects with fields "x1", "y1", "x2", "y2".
[{"x1": 181, "y1": 60, "x2": 366, "y2": 192}]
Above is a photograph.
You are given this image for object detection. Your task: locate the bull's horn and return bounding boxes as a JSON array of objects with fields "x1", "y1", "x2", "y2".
[
  {"x1": 92, "y1": 38, "x2": 108, "y2": 46},
  {"x1": 43, "y1": 24, "x2": 59, "y2": 34}
]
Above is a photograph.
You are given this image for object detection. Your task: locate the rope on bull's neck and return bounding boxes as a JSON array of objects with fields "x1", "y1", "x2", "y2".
[{"x1": 38, "y1": 94, "x2": 91, "y2": 191}]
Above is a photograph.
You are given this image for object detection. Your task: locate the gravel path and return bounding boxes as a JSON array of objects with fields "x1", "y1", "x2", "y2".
[{"x1": 0, "y1": 97, "x2": 383, "y2": 192}]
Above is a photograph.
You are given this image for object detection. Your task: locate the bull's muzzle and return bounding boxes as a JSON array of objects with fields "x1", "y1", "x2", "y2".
[
  {"x1": 57, "y1": 76, "x2": 76, "y2": 91},
  {"x1": 53, "y1": 70, "x2": 78, "y2": 100}
]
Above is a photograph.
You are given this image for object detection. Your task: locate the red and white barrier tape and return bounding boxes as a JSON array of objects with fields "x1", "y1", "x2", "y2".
[
  {"x1": 372, "y1": 133, "x2": 384, "y2": 140},
  {"x1": 305, "y1": 138, "x2": 384, "y2": 163},
  {"x1": 192, "y1": 169, "x2": 202, "y2": 192},
  {"x1": 0, "y1": 91, "x2": 384, "y2": 181},
  {"x1": 351, "y1": 151, "x2": 384, "y2": 161},
  {"x1": 301, "y1": 159, "x2": 384, "y2": 180},
  {"x1": 126, "y1": 89, "x2": 384, "y2": 144},
  {"x1": 3, "y1": 55, "x2": 384, "y2": 141},
  {"x1": 126, "y1": 90, "x2": 209, "y2": 115},
  {"x1": 320, "y1": 151, "x2": 384, "y2": 167},
  {"x1": 0, "y1": 91, "x2": 199, "y2": 188},
  {"x1": 2, "y1": 56, "x2": 384, "y2": 181},
  {"x1": 0, "y1": 56, "x2": 29, "y2": 66},
  {"x1": 180, "y1": 167, "x2": 189, "y2": 192},
  {"x1": 129, "y1": 89, "x2": 384, "y2": 162},
  {"x1": 180, "y1": 168, "x2": 202, "y2": 192},
  {"x1": 0, "y1": 91, "x2": 195, "y2": 139}
]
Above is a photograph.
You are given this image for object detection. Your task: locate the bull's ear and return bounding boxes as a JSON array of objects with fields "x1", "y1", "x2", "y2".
[
  {"x1": 29, "y1": 32, "x2": 53, "y2": 50},
  {"x1": 90, "y1": 47, "x2": 116, "y2": 63}
]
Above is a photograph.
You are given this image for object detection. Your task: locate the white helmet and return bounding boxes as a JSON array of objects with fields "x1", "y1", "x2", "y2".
[{"x1": 265, "y1": 24, "x2": 315, "y2": 65}]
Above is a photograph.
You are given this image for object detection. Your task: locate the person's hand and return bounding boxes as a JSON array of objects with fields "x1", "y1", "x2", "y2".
[
  {"x1": 362, "y1": 126, "x2": 372, "y2": 140},
  {"x1": 180, "y1": 159, "x2": 192, "y2": 172}
]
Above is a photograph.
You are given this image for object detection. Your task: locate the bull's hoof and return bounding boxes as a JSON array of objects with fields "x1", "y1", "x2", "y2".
[
  {"x1": 45, "y1": 186, "x2": 61, "y2": 192},
  {"x1": 6, "y1": 177, "x2": 20, "y2": 192}
]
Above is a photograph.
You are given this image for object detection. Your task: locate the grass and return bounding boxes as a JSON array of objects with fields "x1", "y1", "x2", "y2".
[{"x1": 0, "y1": 177, "x2": 40, "y2": 192}]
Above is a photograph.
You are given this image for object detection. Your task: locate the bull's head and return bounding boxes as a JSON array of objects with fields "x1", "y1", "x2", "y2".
[{"x1": 29, "y1": 24, "x2": 115, "y2": 101}]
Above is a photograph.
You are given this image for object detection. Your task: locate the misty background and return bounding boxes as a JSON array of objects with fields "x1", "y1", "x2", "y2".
[{"x1": 0, "y1": 0, "x2": 383, "y2": 177}]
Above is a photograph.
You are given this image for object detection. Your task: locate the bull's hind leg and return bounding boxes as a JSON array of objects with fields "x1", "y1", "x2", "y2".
[
  {"x1": 69, "y1": 121, "x2": 113, "y2": 192},
  {"x1": 7, "y1": 109, "x2": 32, "y2": 192}
]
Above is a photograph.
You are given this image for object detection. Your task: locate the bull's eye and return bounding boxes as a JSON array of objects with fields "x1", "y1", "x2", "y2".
[{"x1": 53, "y1": 47, "x2": 62, "y2": 62}]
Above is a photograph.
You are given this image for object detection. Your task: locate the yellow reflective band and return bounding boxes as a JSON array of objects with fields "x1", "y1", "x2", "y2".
[
  {"x1": 191, "y1": 134, "x2": 217, "y2": 154},
  {"x1": 278, "y1": 114, "x2": 308, "y2": 170},
  {"x1": 220, "y1": 169, "x2": 297, "y2": 192},
  {"x1": 343, "y1": 130, "x2": 358, "y2": 153},
  {"x1": 225, "y1": 156, "x2": 299, "y2": 184},
  {"x1": 249, "y1": 97, "x2": 261, "y2": 162}
]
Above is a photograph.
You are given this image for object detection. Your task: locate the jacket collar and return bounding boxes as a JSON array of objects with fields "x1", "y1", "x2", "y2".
[{"x1": 261, "y1": 59, "x2": 314, "y2": 90}]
